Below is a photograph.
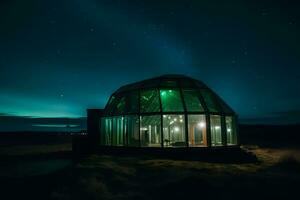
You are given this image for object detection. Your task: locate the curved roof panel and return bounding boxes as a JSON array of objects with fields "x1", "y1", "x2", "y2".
[{"x1": 104, "y1": 74, "x2": 235, "y2": 116}]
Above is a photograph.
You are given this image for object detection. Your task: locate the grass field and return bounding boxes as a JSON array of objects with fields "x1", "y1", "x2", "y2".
[{"x1": 0, "y1": 127, "x2": 300, "y2": 200}]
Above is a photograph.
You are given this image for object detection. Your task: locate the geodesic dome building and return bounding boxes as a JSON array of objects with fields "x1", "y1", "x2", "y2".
[{"x1": 100, "y1": 75, "x2": 238, "y2": 148}]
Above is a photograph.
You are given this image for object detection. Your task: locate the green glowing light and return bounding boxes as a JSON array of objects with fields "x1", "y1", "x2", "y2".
[
  {"x1": 160, "y1": 91, "x2": 166, "y2": 96},
  {"x1": 32, "y1": 124, "x2": 80, "y2": 128}
]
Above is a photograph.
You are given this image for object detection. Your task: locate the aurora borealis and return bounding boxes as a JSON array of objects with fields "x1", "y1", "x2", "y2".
[{"x1": 0, "y1": 0, "x2": 300, "y2": 131}]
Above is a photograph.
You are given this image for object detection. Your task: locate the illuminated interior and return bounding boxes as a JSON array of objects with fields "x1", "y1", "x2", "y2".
[{"x1": 100, "y1": 75, "x2": 238, "y2": 148}]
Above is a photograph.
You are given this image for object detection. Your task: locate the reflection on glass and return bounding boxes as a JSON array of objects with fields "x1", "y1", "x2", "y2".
[
  {"x1": 201, "y1": 90, "x2": 220, "y2": 112},
  {"x1": 163, "y1": 115, "x2": 186, "y2": 147},
  {"x1": 183, "y1": 90, "x2": 204, "y2": 112},
  {"x1": 210, "y1": 115, "x2": 222, "y2": 146},
  {"x1": 101, "y1": 118, "x2": 112, "y2": 145},
  {"x1": 140, "y1": 115, "x2": 161, "y2": 147},
  {"x1": 226, "y1": 116, "x2": 237, "y2": 145},
  {"x1": 140, "y1": 90, "x2": 160, "y2": 112},
  {"x1": 160, "y1": 89, "x2": 184, "y2": 112},
  {"x1": 125, "y1": 91, "x2": 139, "y2": 113},
  {"x1": 114, "y1": 96, "x2": 126, "y2": 115},
  {"x1": 105, "y1": 95, "x2": 118, "y2": 115},
  {"x1": 125, "y1": 116, "x2": 140, "y2": 147},
  {"x1": 188, "y1": 115, "x2": 207, "y2": 147},
  {"x1": 112, "y1": 117, "x2": 124, "y2": 146}
]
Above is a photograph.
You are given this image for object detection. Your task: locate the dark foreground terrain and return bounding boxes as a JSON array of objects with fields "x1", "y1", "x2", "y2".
[{"x1": 0, "y1": 125, "x2": 300, "y2": 200}]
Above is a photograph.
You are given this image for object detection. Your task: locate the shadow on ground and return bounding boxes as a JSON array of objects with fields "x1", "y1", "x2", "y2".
[{"x1": 1, "y1": 145, "x2": 300, "y2": 200}]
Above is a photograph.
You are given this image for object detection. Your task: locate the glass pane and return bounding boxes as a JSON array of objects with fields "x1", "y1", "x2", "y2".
[
  {"x1": 226, "y1": 116, "x2": 237, "y2": 145},
  {"x1": 210, "y1": 115, "x2": 222, "y2": 146},
  {"x1": 194, "y1": 80, "x2": 205, "y2": 88},
  {"x1": 140, "y1": 89, "x2": 160, "y2": 113},
  {"x1": 112, "y1": 117, "x2": 124, "y2": 146},
  {"x1": 218, "y1": 100, "x2": 233, "y2": 114},
  {"x1": 125, "y1": 91, "x2": 139, "y2": 113},
  {"x1": 163, "y1": 114, "x2": 186, "y2": 147},
  {"x1": 188, "y1": 115, "x2": 207, "y2": 147},
  {"x1": 160, "y1": 89, "x2": 184, "y2": 112},
  {"x1": 106, "y1": 96, "x2": 115, "y2": 109},
  {"x1": 105, "y1": 95, "x2": 118, "y2": 115},
  {"x1": 183, "y1": 90, "x2": 204, "y2": 112},
  {"x1": 102, "y1": 118, "x2": 112, "y2": 145},
  {"x1": 201, "y1": 90, "x2": 220, "y2": 112},
  {"x1": 125, "y1": 115, "x2": 140, "y2": 147},
  {"x1": 114, "y1": 96, "x2": 126, "y2": 115},
  {"x1": 140, "y1": 115, "x2": 161, "y2": 147}
]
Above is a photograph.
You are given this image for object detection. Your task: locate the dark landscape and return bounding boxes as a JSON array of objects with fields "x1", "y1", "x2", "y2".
[
  {"x1": 1, "y1": 0, "x2": 300, "y2": 200},
  {"x1": 1, "y1": 124, "x2": 300, "y2": 200}
]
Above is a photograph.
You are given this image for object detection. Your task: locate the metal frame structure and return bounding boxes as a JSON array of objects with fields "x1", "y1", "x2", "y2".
[{"x1": 100, "y1": 75, "x2": 239, "y2": 148}]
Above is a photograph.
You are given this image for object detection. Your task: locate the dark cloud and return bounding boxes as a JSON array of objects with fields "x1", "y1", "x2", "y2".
[{"x1": 0, "y1": 114, "x2": 86, "y2": 132}]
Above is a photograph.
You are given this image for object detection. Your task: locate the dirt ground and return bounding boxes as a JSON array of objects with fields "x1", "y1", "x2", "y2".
[{"x1": 1, "y1": 142, "x2": 300, "y2": 200}]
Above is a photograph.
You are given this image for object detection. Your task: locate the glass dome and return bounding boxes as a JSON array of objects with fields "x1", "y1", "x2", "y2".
[{"x1": 101, "y1": 75, "x2": 238, "y2": 148}]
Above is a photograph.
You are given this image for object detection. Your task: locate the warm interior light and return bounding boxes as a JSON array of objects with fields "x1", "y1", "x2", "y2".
[
  {"x1": 174, "y1": 127, "x2": 179, "y2": 132},
  {"x1": 197, "y1": 121, "x2": 205, "y2": 128}
]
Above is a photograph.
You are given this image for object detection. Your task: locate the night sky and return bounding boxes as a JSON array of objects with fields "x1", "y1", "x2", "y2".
[{"x1": 1, "y1": 0, "x2": 300, "y2": 131}]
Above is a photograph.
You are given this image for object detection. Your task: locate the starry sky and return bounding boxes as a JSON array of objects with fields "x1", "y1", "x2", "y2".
[{"x1": 0, "y1": 0, "x2": 300, "y2": 131}]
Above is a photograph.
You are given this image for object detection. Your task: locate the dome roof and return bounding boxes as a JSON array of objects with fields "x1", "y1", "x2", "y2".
[{"x1": 104, "y1": 74, "x2": 235, "y2": 116}]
